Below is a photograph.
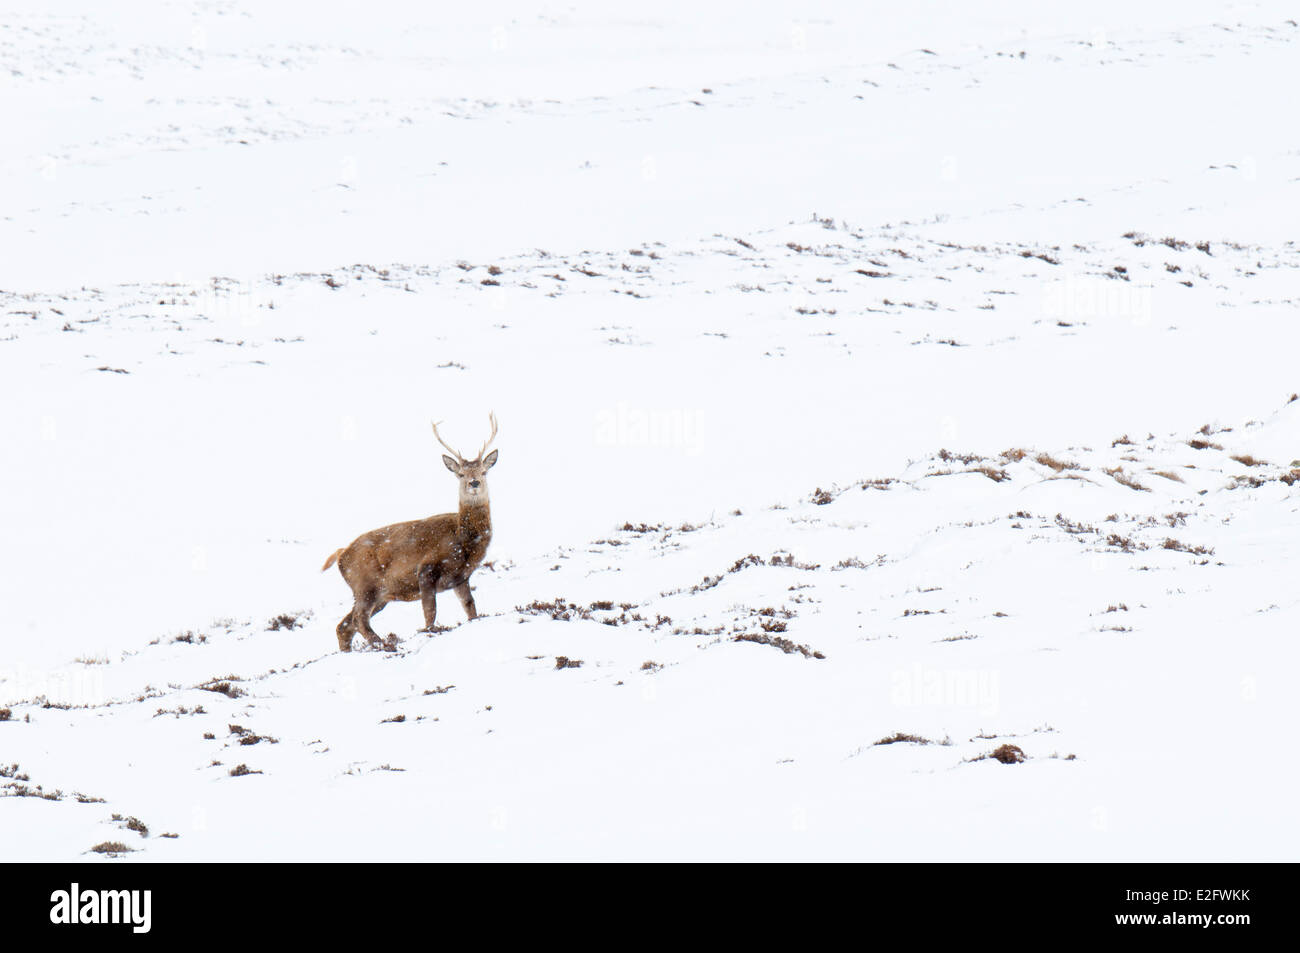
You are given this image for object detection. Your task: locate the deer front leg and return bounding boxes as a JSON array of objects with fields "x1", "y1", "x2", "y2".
[
  {"x1": 455, "y1": 581, "x2": 478, "y2": 620},
  {"x1": 418, "y1": 563, "x2": 440, "y2": 631}
]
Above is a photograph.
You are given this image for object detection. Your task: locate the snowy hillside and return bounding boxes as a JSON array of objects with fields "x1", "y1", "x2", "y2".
[{"x1": 1, "y1": 1, "x2": 1297, "y2": 861}]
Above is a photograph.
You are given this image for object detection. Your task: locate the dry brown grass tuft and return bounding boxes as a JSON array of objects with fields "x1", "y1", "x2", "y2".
[
  {"x1": 198, "y1": 679, "x2": 245, "y2": 699},
  {"x1": 1153, "y1": 470, "x2": 1185, "y2": 482},
  {"x1": 1162, "y1": 538, "x2": 1214, "y2": 555},
  {"x1": 963, "y1": 743, "x2": 1027, "y2": 764},
  {"x1": 90, "y1": 841, "x2": 135, "y2": 855},
  {"x1": 1230, "y1": 454, "x2": 1267, "y2": 467},
  {"x1": 1188, "y1": 439, "x2": 1222, "y2": 451},
  {"x1": 267, "y1": 611, "x2": 310, "y2": 631},
  {"x1": 973, "y1": 466, "x2": 1010, "y2": 482},
  {"x1": 733, "y1": 632, "x2": 825, "y2": 659},
  {"x1": 833, "y1": 555, "x2": 880, "y2": 570},
  {"x1": 874, "y1": 733, "x2": 934, "y2": 746},
  {"x1": 1034, "y1": 453, "x2": 1081, "y2": 473},
  {"x1": 518, "y1": 598, "x2": 592, "y2": 621},
  {"x1": 1104, "y1": 467, "x2": 1149, "y2": 492},
  {"x1": 1055, "y1": 514, "x2": 1097, "y2": 535},
  {"x1": 990, "y1": 744, "x2": 1026, "y2": 764},
  {"x1": 1106, "y1": 533, "x2": 1147, "y2": 553}
]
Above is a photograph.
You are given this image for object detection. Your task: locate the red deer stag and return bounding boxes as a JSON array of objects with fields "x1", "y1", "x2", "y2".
[{"x1": 322, "y1": 413, "x2": 499, "y2": 652}]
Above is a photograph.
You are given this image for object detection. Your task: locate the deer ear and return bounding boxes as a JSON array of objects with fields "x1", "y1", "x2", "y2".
[
  {"x1": 442, "y1": 455, "x2": 461, "y2": 474},
  {"x1": 483, "y1": 449, "x2": 499, "y2": 470}
]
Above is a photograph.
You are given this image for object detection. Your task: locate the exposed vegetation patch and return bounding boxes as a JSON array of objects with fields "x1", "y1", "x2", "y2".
[
  {"x1": 1055, "y1": 514, "x2": 1097, "y2": 536},
  {"x1": 518, "y1": 597, "x2": 665, "y2": 631},
  {"x1": 554, "y1": 656, "x2": 584, "y2": 669},
  {"x1": 733, "y1": 632, "x2": 825, "y2": 659},
  {"x1": 1162, "y1": 538, "x2": 1215, "y2": 556},
  {"x1": 1106, "y1": 533, "x2": 1148, "y2": 553},
  {"x1": 937, "y1": 449, "x2": 984, "y2": 465},
  {"x1": 1035, "y1": 453, "x2": 1082, "y2": 473},
  {"x1": 197, "y1": 678, "x2": 245, "y2": 699},
  {"x1": 1104, "y1": 467, "x2": 1149, "y2": 492},
  {"x1": 153, "y1": 705, "x2": 206, "y2": 718},
  {"x1": 112, "y1": 814, "x2": 149, "y2": 837},
  {"x1": 1, "y1": 762, "x2": 67, "y2": 800},
  {"x1": 228, "y1": 764, "x2": 262, "y2": 777},
  {"x1": 89, "y1": 841, "x2": 135, "y2": 855},
  {"x1": 680, "y1": 551, "x2": 822, "y2": 596},
  {"x1": 267, "y1": 610, "x2": 311, "y2": 631},
  {"x1": 832, "y1": 555, "x2": 885, "y2": 570},
  {"x1": 518, "y1": 598, "x2": 594, "y2": 621},
  {"x1": 990, "y1": 744, "x2": 1027, "y2": 764},
  {"x1": 229, "y1": 724, "x2": 279, "y2": 745},
  {"x1": 967, "y1": 743, "x2": 1027, "y2": 764},
  {"x1": 766, "y1": 553, "x2": 820, "y2": 571},
  {"x1": 874, "y1": 732, "x2": 942, "y2": 746},
  {"x1": 858, "y1": 477, "x2": 897, "y2": 491},
  {"x1": 620, "y1": 522, "x2": 667, "y2": 534}
]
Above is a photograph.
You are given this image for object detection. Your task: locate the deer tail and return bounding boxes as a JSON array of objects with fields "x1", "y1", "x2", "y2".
[{"x1": 321, "y1": 548, "x2": 344, "y2": 572}]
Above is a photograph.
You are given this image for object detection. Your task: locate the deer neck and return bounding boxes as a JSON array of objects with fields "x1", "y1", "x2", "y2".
[{"x1": 458, "y1": 499, "x2": 491, "y2": 542}]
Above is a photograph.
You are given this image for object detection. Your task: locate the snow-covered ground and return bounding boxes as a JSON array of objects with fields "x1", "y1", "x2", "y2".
[{"x1": 1, "y1": 1, "x2": 1297, "y2": 860}]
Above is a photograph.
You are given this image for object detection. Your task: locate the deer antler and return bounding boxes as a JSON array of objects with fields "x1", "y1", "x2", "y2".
[
  {"x1": 431, "y1": 420, "x2": 465, "y2": 463},
  {"x1": 477, "y1": 411, "x2": 499, "y2": 462}
]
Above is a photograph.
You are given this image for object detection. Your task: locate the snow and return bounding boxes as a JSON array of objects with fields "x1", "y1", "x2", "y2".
[{"x1": 1, "y1": 1, "x2": 1297, "y2": 861}]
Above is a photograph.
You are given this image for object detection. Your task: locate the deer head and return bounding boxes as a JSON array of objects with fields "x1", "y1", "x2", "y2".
[{"x1": 432, "y1": 412, "x2": 499, "y2": 505}]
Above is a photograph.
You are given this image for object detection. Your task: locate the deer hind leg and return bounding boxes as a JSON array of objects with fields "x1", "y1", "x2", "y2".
[
  {"x1": 336, "y1": 609, "x2": 356, "y2": 652},
  {"x1": 454, "y1": 581, "x2": 478, "y2": 620},
  {"x1": 352, "y1": 590, "x2": 386, "y2": 647},
  {"x1": 418, "y1": 564, "x2": 440, "y2": 631}
]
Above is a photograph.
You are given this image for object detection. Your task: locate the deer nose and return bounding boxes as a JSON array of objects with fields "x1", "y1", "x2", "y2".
[{"x1": 470, "y1": 480, "x2": 480, "y2": 488}]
